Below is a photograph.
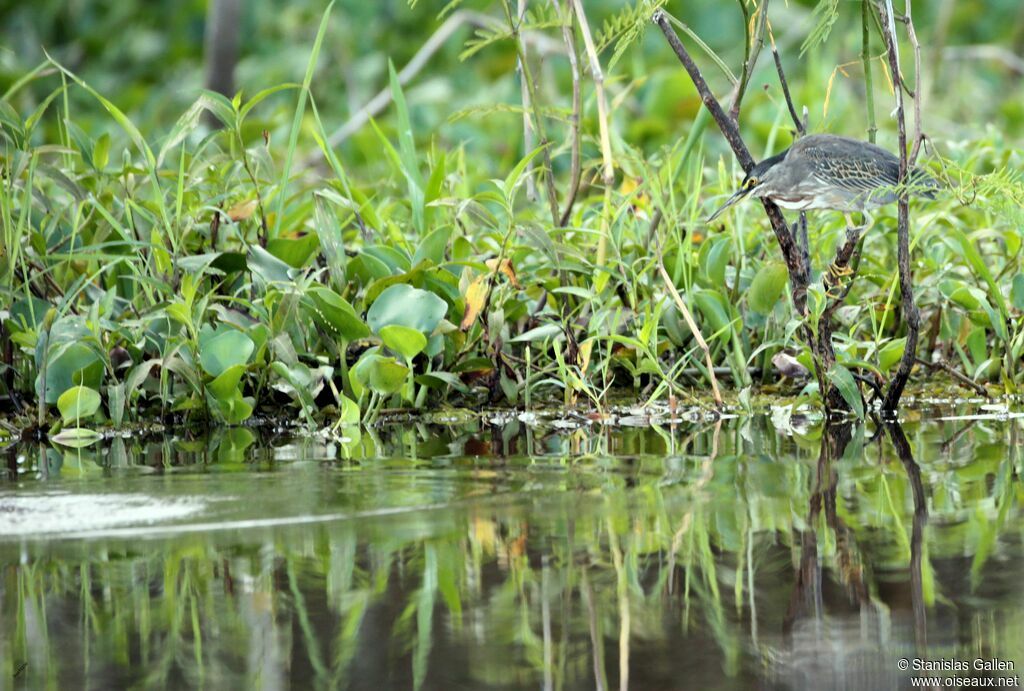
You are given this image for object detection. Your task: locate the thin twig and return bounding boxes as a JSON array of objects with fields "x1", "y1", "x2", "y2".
[
  {"x1": 650, "y1": 209, "x2": 723, "y2": 406},
  {"x1": 768, "y1": 22, "x2": 804, "y2": 136},
  {"x1": 879, "y1": 0, "x2": 921, "y2": 415},
  {"x1": 730, "y1": 0, "x2": 769, "y2": 123},
  {"x1": 914, "y1": 358, "x2": 989, "y2": 397},
  {"x1": 551, "y1": 0, "x2": 583, "y2": 226},
  {"x1": 861, "y1": 0, "x2": 877, "y2": 143},
  {"x1": 502, "y1": 0, "x2": 561, "y2": 226},
  {"x1": 516, "y1": 0, "x2": 538, "y2": 202}
]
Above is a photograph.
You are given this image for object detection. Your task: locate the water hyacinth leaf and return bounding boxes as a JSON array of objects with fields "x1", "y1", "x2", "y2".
[
  {"x1": 826, "y1": 364, "x2": 864, "y2": 418},
  {"x1": 352, "y1": 353, "x2": 409, "y2": 394},
  {"x1": 200, "y1": 331, "x2": 254, "y2": 377},
  {"x1": 380, "y1": 324, "x2": 427, "y2": 361},
  {"x1": 367, "y1": 284, "x2": 448, "y2": 335},
  {"x1": 207, "y1": 364, "x2": 246, "y2": 401},
  {"x1": 748, "y1": 263, "x2": 789, "y2": 315},
  {"x1": 42, "y1": 342, "x2": 104, "y2": 404},
  {"x1": 307, "y1": 287, "x2": 370, "y2": 340},
  {"x1": 57, "y1": 385, "x2": 101, "y2": 423},
  {"x1": 339, "y1": 394, "x2": 360, "y2": 425}
]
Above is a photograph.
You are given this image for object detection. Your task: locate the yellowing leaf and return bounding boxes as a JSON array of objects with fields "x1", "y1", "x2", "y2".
[
  {"x1": 228, "y1": 199, "x2": 258, "y2": 221},
  {"x1": 461, "y1": 276, "x2": 488, "y2": 331},
  {"x1": 485, "y1": 258, "x2": 521, "y2": 288}
]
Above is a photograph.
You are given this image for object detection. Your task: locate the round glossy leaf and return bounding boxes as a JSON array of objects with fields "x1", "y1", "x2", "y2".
[
  {"x1": 366, "y1": 284, "x2": 447, "y2": 335},
  {"x1": 57, "y1": 385, "x2": 101, "y2": 423},
  {"x1": 199, "y1": 331, "x2": 254, "y2": 377},
  {"x1": 43, "y1": 342, "x2": 103, "y2": 404},
  {"x1": 352, "y1": 353, "x2": 409, "y2": 394},
  {"x1": 380, "y1": 324, "x2": 427, "y2": 361}
]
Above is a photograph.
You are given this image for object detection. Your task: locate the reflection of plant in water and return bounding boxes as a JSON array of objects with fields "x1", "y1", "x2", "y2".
[{"x1": 3, "y1": 418, "x2": 1024, "y2": 688}]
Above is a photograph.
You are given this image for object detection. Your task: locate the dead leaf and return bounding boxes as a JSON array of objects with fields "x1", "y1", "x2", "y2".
[
  {"x1": 228, "y1": 199, "x2": 258, "y2": 221},
  {"x1": 460, "y1": 275, "x2": 489, "y2": 331},
  {"x1": 485, "y1": 258, "x2": 521, "y2": 288}
]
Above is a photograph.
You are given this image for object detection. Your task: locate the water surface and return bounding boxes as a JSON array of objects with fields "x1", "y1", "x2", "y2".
[{"x1": 2, "y1": 412, "x2": 1023, "y2": 689}]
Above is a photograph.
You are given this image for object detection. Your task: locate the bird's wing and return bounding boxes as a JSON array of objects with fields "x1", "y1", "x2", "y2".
[{"x1": 802, "y1": 141, "x2": 900, "y2": 195}]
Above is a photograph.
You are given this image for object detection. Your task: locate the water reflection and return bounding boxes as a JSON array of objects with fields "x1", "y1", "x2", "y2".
[{"x1": 1, "y1": 415, "x2": 1023, "y2": 689}]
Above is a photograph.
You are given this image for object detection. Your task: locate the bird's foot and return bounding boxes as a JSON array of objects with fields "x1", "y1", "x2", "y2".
[{"x1": 824, "y1": 262, "x2": 853, "y2": 300}]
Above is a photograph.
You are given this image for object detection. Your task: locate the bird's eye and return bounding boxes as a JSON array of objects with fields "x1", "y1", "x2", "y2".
[{"x1": 745, "y1": 177, "x2": 759, "y2": 190}]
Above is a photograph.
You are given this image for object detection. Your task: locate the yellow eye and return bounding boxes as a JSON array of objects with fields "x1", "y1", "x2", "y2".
[{"x1": 745, "y1": 177, "x2": 759, "y2": 190}]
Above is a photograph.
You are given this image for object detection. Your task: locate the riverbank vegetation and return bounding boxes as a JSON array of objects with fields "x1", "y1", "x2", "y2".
[{"x1": 2, "y1": 0, "x2": 1024, "y2": 440}]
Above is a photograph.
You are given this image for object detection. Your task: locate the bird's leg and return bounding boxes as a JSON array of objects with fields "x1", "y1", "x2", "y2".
[{"x1": 825, "y1": 212, "x2": 867, "y2": 297}]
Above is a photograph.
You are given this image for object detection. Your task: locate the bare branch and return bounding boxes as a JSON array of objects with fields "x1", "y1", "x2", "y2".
[
  {"x1": 879, "y1": 0, "x2": 921, "y2": 415},
  {"x1": 551, "y1": 0, "x2": 583, "y2": 226}
]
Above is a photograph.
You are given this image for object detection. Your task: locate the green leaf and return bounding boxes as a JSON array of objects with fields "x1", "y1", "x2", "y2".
[
  {"x1": 1012, "y1": 274, "x2": 1024, "y2": 311},
  {"x1": 273, "y1": 1, "x2": 335, "y2": 237},
  {"x1": 352, "y1": 353, "x2": 409, "y2": 394},
  {"x1": 92, "y1": 132, "x2": 110, "y2": 170},
  {"x1": 826, "y1": 364, "x2": 864, "y2": 418},
  {"x1": 339, "y1": 395, "x2": 360, "y2": 425},
  {"x1": 878, "y1": 338, "x2": 907, "y2": 372},
  {"x1": 748, "y1": 263, "x2": 789, "y2": 314},
  {"x1": 388, "y1": 60, "x2": 424, "y2": 234},
  {"x1": 307, "y1": 287, "x2": 370, "y2": 341},
  {"x1": 367, "y1": 284, "x2": 448, "y2": 335},
  {"x1": 267, "y1": 234, "x2": 320, "y2": 268},
  {"x1": 207, "y1": 364, "x2": 246, "y2": 401},
  {"x1": 42, "y1": 342, "x2": 103, "y2": 404},
  {"x1": 380, "y1": 324, "x2": 427, "y2": 362},
  {"x1": 248, "y1": 245, "x2": 295, "y2": 285},
  {"x1": 413, "y1": 226, "x2": 451, "y2": 266},
  {"x1": 200, "y1": 331, "x2": 255, "y2": 377},
  {"x1": 693, "y1": 289, "x2": 734, "y2": 343},
  {"x1": 57, "y1": 385, "x2": 101, "y2": 423}
]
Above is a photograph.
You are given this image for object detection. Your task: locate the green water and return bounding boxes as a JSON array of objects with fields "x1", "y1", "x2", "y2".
[{"x1": 2, "y1": 412, "x2": 1024, "y2": 690}]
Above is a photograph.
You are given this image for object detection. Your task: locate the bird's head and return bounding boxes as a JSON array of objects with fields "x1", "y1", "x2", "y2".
[{"x1": 706, "y1": 150, "x2": 788, "y2": 222}]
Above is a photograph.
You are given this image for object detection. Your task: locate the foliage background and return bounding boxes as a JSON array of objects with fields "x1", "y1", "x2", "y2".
[{"x1": 2, "y1": 0, "x2": 1024, "y2": 431}]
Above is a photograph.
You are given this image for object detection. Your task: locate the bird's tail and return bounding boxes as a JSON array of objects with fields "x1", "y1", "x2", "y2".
[{"x1": 909, "y1": 167, "x2": 940, "y2": 199}]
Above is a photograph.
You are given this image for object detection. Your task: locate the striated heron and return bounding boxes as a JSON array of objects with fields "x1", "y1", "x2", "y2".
[
  {"x1": 707, "y1": 133, "x2": 938, "y2": 289},
  {"x1": 708, "y1": 134, "x2": 938, "y2": 223}
]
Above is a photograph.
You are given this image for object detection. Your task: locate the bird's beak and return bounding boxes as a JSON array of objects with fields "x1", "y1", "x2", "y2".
[{"x1": 706, "y1": 187, "x2": 753, "y2": 223}]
